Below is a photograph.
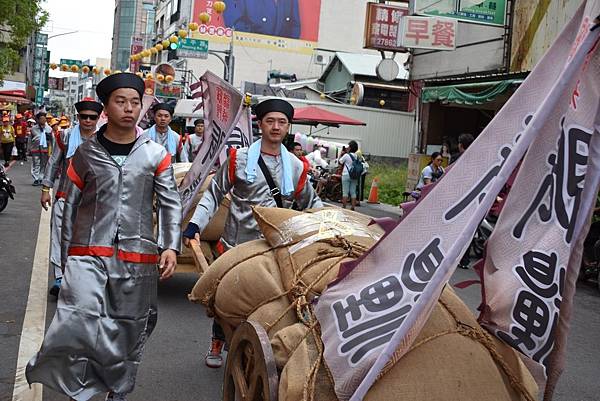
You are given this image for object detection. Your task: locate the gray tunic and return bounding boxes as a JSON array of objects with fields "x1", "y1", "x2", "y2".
[
  {"x1": 185, "y1": 133, "x2": 203, "y2": 161},
  {"x1": 190, "y1": 147, "x2": 322, "y2": 248},
  {"x1": 26, "y1": 131, "x2": 182, "y2": 400}
]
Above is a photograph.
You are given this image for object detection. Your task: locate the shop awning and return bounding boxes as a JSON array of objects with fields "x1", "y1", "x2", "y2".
[
  {"x1": 0, "y1": 94, "x2": 32, "y2": 105},
  {"x1": 292, "y1": 106, "x2": 366, "y2": 127},
  {"x1": 421, "y1": 79, "x2": 523, "y2": 105}
]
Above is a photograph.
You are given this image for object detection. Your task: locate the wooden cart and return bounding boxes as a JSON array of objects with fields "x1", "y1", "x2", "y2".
[{"x1": 188, "y1": 239, "x2": 280, "y2": 401}]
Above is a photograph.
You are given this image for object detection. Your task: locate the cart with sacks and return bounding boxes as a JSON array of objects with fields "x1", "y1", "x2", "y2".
[{"x1": 185, "y1": 203, "x2": 540, "y2": 401}]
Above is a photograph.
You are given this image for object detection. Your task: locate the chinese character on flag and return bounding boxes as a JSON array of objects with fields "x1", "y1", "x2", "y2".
[
  {"x1": 432, "y1": 20, "x2": 456, "y2": 48},
  {"x1": 405, "y1": 19, "x2": 429, "y2": 45}
]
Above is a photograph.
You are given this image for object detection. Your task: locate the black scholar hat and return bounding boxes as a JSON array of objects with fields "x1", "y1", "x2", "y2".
[
  {"x1": 96, "y1": 72, "x2": 145, "y2": 104},
  {"x1": 152, "y1": 102, "x2": 174, "y2": 116},
  {"x1": 254, "y1": 98, "x2": 294, "y2": 122},
  {"x1": 75, "y1": 97, "x2": 104, "y2": 114}
]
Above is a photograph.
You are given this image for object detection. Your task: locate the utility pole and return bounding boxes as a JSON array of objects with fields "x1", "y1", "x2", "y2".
[
  {"x1": 226, "y1": 30, "x2": 235, "y2": 84},
  {"x1": 208, "y1": 29, "x2": 235, "y2": 84}
]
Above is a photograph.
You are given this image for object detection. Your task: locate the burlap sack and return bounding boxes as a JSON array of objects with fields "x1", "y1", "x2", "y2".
[
  {"x1": 364, "y1": 286, "x2": 538, "y2": 401},
  {"x1": 277, "y1": 324, "x2": 337, "y2": 401},
  {"x1": 245, "y1": 299, "x2": 298, "y2": 340},
  {"x1": 213, "y1": 247, "x2": 291, "y2": 331},
  {"x1": 276, "y1": 287, "x2": 538, "y2": 401},
  {"x1": 189, "y1": 239, "x2": 271, "y2": 305},
  {"x1": 252, "y1": 207, "x2": 381, "y2": 299},
  {"x1": 271, "y1": 323, "x2": 309, "y2": 370}
]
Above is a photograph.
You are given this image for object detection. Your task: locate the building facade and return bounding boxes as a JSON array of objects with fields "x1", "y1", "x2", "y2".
[
  {"x1": 145, "y1": 0, "x2": 390, "y2": 88},
  {"x1": 111, "y1": 0, "x2": 156, "y2": 71}
]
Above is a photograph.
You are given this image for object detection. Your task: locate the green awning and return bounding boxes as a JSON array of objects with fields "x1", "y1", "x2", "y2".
[{"x1": 422, "y1": 79, "x2": 523, "y2": 105}]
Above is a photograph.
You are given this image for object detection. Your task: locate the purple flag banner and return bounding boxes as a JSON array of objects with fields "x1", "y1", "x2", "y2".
[
  {"x1": 179, "y1": 71, "x2": 245, "y2": 216},
  {"x1": 479, "y1": 8, "x2": 600, "y2": 401},
  {"x1": 313, "y1": 2, "x2": 600, "y2": 401}
]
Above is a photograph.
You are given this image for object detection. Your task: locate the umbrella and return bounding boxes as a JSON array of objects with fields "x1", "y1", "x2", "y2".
[{"x1": 292, "y1": 106, "x2": 366, "y2": 128}]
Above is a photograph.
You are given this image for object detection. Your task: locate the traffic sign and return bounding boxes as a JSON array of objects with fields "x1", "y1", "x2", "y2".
[
  {"x1": 35, "y1": 87, "x2": 44, "y2": 105},
  {"x1": 60, "y1": 59, "x2": 83, "y2": 67},
  {"x1": 177, "y1": 38, "x2": 209, "y2": 59}
]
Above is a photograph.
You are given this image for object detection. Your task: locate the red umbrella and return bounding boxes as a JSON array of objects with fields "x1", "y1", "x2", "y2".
[{"x1": 292, "y1": 106, "x2": 366, "y2": 127}]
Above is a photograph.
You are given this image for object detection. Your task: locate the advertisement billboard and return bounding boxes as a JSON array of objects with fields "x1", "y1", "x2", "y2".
[
  {"x1": 363, "y1": 2, "x2": 408, "y2": 52},
  {"x1": 191, "y1": 0, "x2": 322, "y2": 54},
  {"x1": 400, "y1": 16, "x2": 457, "y2": 50},
  {"x1": 48, "y1": 77, "x2": 65, "y2": 91},
  {"x1": 129, "y1": 37, "x2": 144, "y2": 72}
]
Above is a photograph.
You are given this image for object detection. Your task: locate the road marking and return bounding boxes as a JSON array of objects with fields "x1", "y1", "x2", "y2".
[{"x1": 12, "y1": 208, "x2": 51, "y2": 401}]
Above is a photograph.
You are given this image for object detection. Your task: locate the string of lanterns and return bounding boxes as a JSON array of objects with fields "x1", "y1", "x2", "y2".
[
  {"x1": 47, "y1": 1, "x2": 226, "y2": 81},
  {"x1": 128, "y1": 0, "x2": 226, "y2": 83}
]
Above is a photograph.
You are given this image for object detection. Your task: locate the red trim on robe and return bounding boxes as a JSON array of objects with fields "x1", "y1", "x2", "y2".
[
  {"x1": 55, "y1": 191, "x2": 67, "y2": 199},
  {"x1": 68, "y1": 246, "x2": 114, "y2": 257},
  {"x1": 215, "y1": 240, "x2": 226, "y2": 256},
  {"x1": 117, "y1": 250, "x2": 159, "y2": 264},
  {"x1": 54, "y1": 131, "x2": 65, "y2": 152},
  {"x1": 155, "y1": 153, "x2": 171, "y2": 176},
  {"x1": 67, "y1": 160, "x2": 84, "y2": 190},
  {"x1": 295, "y1": 156, "x2": 310, "y2": 198},
  {"x1": 228, "y1": 148, "x2": 237, "y2": 183}
]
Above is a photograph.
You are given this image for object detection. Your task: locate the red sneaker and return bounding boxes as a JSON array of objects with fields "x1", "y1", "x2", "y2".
[{"x1": 205, "y1": 339, "x2": 225, "y2": 368}]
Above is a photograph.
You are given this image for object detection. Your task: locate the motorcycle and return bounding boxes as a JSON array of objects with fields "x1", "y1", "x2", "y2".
[
  {"x1": 0, "y1": 164, "x2": 16, "y2": 213},
  {"x1": 471, "y1": 215, "x2": 496, "y2": 259}
]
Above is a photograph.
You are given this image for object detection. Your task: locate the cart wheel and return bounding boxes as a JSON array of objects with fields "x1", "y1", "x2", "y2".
[{"x1": 223, "y1": 320, "x2": 279, "y2": 401}]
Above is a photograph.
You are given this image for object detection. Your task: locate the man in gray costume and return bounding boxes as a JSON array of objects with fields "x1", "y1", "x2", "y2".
[
  {"x1": 26, "y1": 73, "x2": 182, "y2": 401},
  {"x1": 183, "y1": 98, "x2": 322, "y2": 368}
]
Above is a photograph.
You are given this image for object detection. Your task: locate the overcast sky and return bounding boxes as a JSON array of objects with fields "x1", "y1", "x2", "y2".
[{"x1": 43, "y1": 0, "x2": 114, "y2": 75}]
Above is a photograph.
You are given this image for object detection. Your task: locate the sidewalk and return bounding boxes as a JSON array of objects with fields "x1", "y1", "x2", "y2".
[
  {"x1": 359, "y1": 201, "x2": 402, "y2": 218},
  {"x1": 324, "y1": 200, "x2": 402, "y2": 220}
]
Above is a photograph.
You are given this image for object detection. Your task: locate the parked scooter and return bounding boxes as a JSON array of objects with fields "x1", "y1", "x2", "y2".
[
  {"x1": 471, "y1": 215, "x2": 496, "y2": 259},
  {"x1": 0, "y1": 164, "x2": 16, "y2": 213}
]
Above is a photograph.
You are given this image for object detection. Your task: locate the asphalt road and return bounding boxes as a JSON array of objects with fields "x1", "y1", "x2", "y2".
[{"x1": 1, "y1": 160, "x2": 599, "y2": 401}]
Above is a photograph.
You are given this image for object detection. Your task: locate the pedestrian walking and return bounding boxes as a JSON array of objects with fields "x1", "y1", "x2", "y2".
[
  {"x1": 13, "y1": 113, "x2": 28, "y2": 161},
  {"x1": 1, "y1": 116, "x2": 16, "y2": 167},
  {"x1": 339, "y1": 140, "x2": 360, "y2": 210},
  {"x1": 40, "y1": 97, "x2": 104, "y2": 297},
  {"x1": 145, "y1": 103, "x2": 188, "y2": 163},
  {"x1": 183, "y1": 98, "x2": 322, "y2": 368},
  {"x1": 29, "y1": 112, "x2": 52, "y2": 186},
  {"x1": 26, "y1": 73, "x2": 182, "y2": 401}
]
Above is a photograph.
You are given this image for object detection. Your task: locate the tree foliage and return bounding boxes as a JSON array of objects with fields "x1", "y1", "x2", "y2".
[{"x1": 0, "y1": 0, "x2": 49, "y2": 82}]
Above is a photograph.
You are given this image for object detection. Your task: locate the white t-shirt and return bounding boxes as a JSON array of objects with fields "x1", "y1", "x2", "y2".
[
  {"x1": 416, "y1": 164, "x2": 444, "y2": 189},
  {"x1": 339, "y1": 152, "x2": 355, "y2": 177}
]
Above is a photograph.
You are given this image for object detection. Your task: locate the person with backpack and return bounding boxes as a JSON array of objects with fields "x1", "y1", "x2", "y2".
[{"x1": 338, "y1": 140, "x2": 362, "y2": 210}]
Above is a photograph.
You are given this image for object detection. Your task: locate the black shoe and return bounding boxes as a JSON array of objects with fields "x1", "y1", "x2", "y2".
[{"x1": 49, "y1": 278, "x2": 62, "y2": 297}]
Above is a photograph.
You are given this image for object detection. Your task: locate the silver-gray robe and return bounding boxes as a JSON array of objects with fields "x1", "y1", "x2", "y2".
[
  {"x1": 26, "y1": 131, "x2": 183, "y2": 400},
  {"x1": 190, "y1": 147, "x2": 322, "y2": 249}
]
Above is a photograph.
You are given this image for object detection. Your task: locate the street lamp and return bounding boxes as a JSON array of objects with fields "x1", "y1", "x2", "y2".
[{"x1": 48, "y1": 30, "x2": 78, "y2": 40}]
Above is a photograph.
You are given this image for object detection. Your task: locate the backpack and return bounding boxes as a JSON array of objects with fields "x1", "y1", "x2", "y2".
[{"x1": 347, "y1": 153, "x2": 364, "y2": 179}]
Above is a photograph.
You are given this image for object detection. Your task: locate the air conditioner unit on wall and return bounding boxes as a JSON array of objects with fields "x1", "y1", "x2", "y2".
[{"x1": 314, "y1": 54, "x2": 329, "y2": 65}]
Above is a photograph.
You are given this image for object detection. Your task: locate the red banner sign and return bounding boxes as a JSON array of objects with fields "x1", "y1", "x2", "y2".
[{"x1": 363, "y1": 2, "x2": 408, "y2": 51}]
